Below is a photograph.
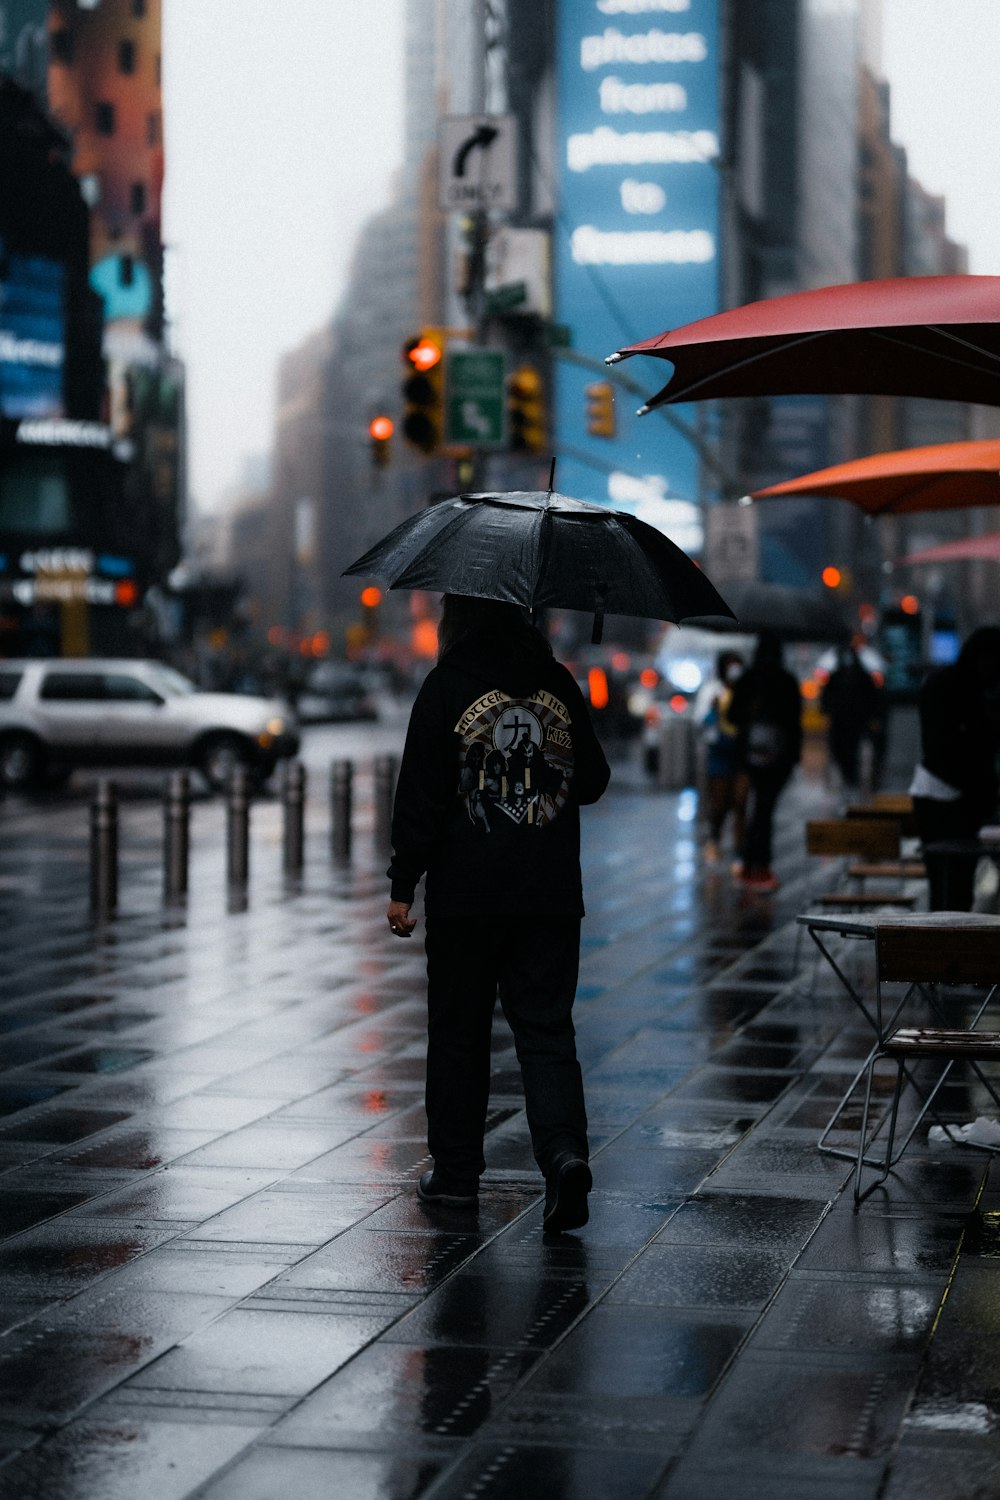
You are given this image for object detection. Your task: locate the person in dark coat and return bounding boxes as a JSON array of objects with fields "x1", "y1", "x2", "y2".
[
  {"x1": 821, "y1": 645, "x2": 885, "y2": 790},
  {"x1": 386, "y1": 595, "x2": 610, "y2": 1232},
  {"x1": 910, "y1": 625, "x2": 1000, "y2": 910},
  {"x1": 726, "y1": 631, "x2": 803, "y2": 892}
]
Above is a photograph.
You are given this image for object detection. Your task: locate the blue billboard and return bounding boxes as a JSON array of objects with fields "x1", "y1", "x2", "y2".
[
  {"x1": 0, "y1": 254, "x2": 66, "y2": 421},
  {"x1": 554, "y1": 0, "x2": 720, "y2": 545}
]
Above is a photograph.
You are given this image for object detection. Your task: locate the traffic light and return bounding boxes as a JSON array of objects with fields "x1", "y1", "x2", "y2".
[
  {"x1": 506, "y1": 363, "x2": 546, "y2": 453},
  {"x1": 368, "y1": 414, "x2": 393, "y2": 468},
  {"x1": 585, "y1": 381, "x2": 616, "y2": 438},
  {"x1": 401, "y1": 330, "x2": 445, "y2": 453}
]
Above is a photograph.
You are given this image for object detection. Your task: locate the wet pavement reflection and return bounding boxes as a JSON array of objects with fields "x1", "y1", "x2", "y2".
[{"x1": 0, "y1": 746, "x2": 997, "y2": 1497}]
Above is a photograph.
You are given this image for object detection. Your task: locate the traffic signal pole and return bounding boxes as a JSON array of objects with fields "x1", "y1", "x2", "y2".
[{"x1": 552, "y1": 346, "x2": 744, "y2": 496}]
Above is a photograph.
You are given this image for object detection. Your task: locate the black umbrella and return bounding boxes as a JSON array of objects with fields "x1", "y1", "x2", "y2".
[
  {"x1": 343, "y1": 489, "x2": 734, "y2": 643},
  {"x1": 686, "y1": 581, "x2": 849, "y2": 643}
]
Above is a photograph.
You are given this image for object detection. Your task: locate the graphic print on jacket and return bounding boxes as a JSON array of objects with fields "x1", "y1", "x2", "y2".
[{"x1": 455, "y1": 688, "x2": 573, "y2": 831}]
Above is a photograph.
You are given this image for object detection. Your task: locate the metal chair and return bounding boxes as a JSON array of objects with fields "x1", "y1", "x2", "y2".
[
  {"x1": 805, "y1": 818, "x2": 919, "y2": 910},
  {"x1": 853, "y1": 920, "x2": 1000, "y2": 1203}
]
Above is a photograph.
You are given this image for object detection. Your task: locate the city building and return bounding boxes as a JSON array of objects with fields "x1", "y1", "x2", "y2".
[
  {"x1": 0, "y1": 0, "x2": 186, "y2": 657},
  {"x1": 229, "y1": 0, "x2": 982, "y2": 667},
  {"x1": 0, "y1": 73, "x2": 121, "y2": 657}
]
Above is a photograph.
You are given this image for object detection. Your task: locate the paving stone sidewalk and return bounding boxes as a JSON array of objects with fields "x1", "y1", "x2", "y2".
[{"x1": 0, "y1": 751, "x2": 998, "y2": 1500}]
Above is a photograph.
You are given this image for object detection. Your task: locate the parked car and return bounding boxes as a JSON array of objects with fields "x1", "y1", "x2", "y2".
[
  {"x1": 295, "y1": 662, "x2": 379, "y2": 725},
  {"x1": 0, "y1": 659, "x2": 299, "y2": 791}
]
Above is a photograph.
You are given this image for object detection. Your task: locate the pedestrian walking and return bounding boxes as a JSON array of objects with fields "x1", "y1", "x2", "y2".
[
  {"x1": 385, "y1": 595, "x2": 610, "y2": 1232},
  {"x1": 727, "y1": 631, "x2": 803, "y2": 892},
  {"x1": 821, "y1": 644, "x2": 885, "y2": 790},
  {"x1": 910, "y1": 624, "x2": 1000, "y2": 910},
  {"x1": 695, "y1": 650, "x2": 748, "y2": 869}
]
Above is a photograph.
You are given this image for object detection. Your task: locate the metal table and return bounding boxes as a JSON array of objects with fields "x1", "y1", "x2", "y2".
[{"x1": 797, "y1": 910, "x2": 1000, "y2": 1161}]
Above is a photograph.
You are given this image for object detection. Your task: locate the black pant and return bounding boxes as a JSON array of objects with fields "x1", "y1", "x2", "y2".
[
  {"x1": 423, "y1": 915, "x2": 587, "y2": 1186},
  {"x1": 913, "y1": 795, "x2": 983, "y2": 911},
  {"x1": 742, "y1": 765, "x2": 792, "y2": 872}
]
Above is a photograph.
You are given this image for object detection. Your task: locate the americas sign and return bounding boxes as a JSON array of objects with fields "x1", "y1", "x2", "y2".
[{"x1": 554, "y1": 0, "x2": 720, "y2": 539}]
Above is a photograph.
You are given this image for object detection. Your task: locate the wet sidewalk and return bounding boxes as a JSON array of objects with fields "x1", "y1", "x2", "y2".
[{"x1": 1, "y1": 751, "x2": 998, "y2": 1499}]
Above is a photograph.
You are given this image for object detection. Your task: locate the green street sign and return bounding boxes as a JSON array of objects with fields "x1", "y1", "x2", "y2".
[
  {"x1": 445, "y1": 348, "x2": 506, "y2": 447},
  {"x1": 484, "y1": 280, "x2": 527, "y2": 316}
]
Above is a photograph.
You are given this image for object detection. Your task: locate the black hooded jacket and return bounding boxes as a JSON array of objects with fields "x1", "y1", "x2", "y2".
[
  {"x1": 388, "y1": 627, "x2": 611, "y2": 917},
  {"x1": 918, "y1": 653, "x2": 1000, "y2": 823}
]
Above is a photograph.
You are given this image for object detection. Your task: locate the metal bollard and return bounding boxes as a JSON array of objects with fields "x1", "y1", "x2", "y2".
[
  {"x1": 373, "y1": 753, "x2": 397, "y2": 851},
  {"x1": 89, "y1": 778, "x2": 118, "y2": 917},
  {"x1": 282, "y1": 760, "x2": 306, "y2": 875},
  {"x1": 330, "y1": 759, "x2": 353, "y2": 860},
  {"x1": 226, "y1": 764, "x2": 251, "y2": 886},
  {"x1": 163, "y1": 771, "x2": 191, "y2": 902}
]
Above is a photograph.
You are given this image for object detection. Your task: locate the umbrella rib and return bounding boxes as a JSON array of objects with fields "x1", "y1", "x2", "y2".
[
  {"x1": 647, "y1": 328, "x2": 830, "y2": 405},
  {"x1": 864, "y1": 471, "x2": 965, "y2": 517},
  {"x1": 926, "y1": 325, "x2": 1000, "y2": 369},
  {"x1": 868, "y1": 327, "x2": 1000, "y2": 380},
  {"x1": 530, "y1": 504, "x2": 555, "y2": 609},
  {"x1": 648, "y1": 324, "x2": 1000, "y2": 409}
]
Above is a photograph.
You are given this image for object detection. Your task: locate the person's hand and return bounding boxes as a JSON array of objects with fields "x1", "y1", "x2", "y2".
[{"x1": 387, "y1": 900, "x2": 416, "y2": 938}]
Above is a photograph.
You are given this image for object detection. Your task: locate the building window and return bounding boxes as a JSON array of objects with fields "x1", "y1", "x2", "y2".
[
  {"x1": 50, "y1": 27, "x2": 74, "y2": 64},
  {"x1": 0, "y1": 457, "x2": 71, "y2": 537},
  {"x1": 80, "y1": 173, "x2": 101, "y2": 208},
  {"x1": 132, "y1": 0, "x2": 147, "y2": 14},
  {"x1": 118, "y1": 39, "x2": 136, "y2": 74},
  {"x1": 95, "y1": 101, "x2": 116, "y2": 136},
  {"x1": 146, "y1": 111, "x2": 160, "y2": 146},
  {"x1": 130, "y1": 182, "x2": 146, "y2": 216}
]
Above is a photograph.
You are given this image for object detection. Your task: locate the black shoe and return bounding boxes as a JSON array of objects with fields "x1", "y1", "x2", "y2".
[
  {"x1": 416, "y1": 1170, "x2": 478, "y2": 1207},
  {"x1": 543, "y1": 1155, "x2": 592, "y2": 1233}
]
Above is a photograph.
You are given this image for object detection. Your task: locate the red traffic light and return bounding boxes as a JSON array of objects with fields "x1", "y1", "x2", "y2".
[
  {"x1": 405, "y1": 336, "x2": 443, "y2": 373},
  {"x1": 368, "y1": 415, "x2": 394, "y2": 441}
]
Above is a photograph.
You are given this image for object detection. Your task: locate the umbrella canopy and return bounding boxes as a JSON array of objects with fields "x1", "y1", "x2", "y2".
[
  {"x1": 750, "y1": 440, "x2": 1000, "y2": 517},
  {"x1": 607, "y1": 276, "x2": 1000, "y2": 413},
  {"x1": 343, "y1": 490, "x2": 734, "y2": 642},
  {"x1": 898, "y1": 531, "x2": 1000, "y2": 567},
  {"x1": 685, "y1": 581, "x2": 850, "y2": 644}
]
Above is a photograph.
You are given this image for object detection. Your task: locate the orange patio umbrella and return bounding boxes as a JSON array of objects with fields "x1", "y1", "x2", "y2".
[
  {"x1": 749, "y1": 440, "x2": 1000, "y2": 517},
  {"x1": 898, "y1": 531, "x2": 1000, "y2": 566}
]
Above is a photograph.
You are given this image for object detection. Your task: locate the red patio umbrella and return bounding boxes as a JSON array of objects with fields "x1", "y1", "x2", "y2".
[
  {"x1": 607, "y1": 276, "x2": 1000, "y2": 413},
  {"x1": 898, "y1": 531, "x2": 1000, "y2": 566},
  {"x1": 749, "y1": 439, "x2": 1000, "y2": 517}
]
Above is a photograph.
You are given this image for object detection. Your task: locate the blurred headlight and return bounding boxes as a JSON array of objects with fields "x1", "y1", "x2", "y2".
[
  {"x1": 266, "y1": 717, "x2": 285, "y2": 735},
  {"x1": 665, "y1": 658, "x2": 703, "y2": 693}
]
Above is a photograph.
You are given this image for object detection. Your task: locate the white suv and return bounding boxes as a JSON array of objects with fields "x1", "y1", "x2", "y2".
[{"x1": 0, "y1": 659, "x2": 300, "y2": 791}]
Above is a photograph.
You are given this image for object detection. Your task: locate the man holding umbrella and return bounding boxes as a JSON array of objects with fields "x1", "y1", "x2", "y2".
[
  {"x1": 345, "y1": 481, "x2": 732, "y2": 1229},
  {"x1": 386, "y1": 594, "x2": 610, "y2": 1233}
]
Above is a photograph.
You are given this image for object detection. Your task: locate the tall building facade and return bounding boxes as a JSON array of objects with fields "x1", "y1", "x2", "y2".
[
  {"x1": 248, "y1": 0, "x2": 459, "y2": 652},
  {"x1": 0, "y1": 0, "x2": 184, "y2": 658}
]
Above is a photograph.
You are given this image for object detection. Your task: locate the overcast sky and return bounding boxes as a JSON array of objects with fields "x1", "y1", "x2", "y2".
[
  {"x1": 161, "y1": 0, "x2": 405, "y2": 514},
  {"x1": 881, "y1": 0, "x2": 1000, "y2": 276},
  {"x1": 162, "y1": 1, "x2": 1000, "y2": 517}
]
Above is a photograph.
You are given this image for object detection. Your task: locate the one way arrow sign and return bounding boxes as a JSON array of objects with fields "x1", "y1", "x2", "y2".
[{"x1": 438, "y1": 114, "x2": 518, "y2": 212}]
